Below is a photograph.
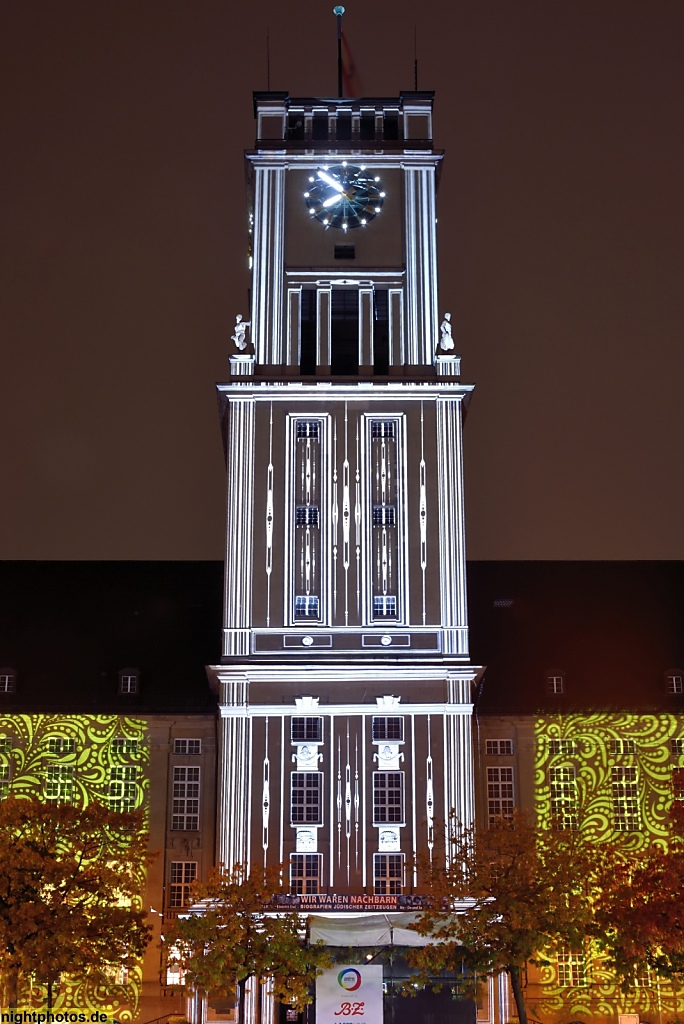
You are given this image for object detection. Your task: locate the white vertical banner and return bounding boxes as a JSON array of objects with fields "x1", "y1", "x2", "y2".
[{"x1": 315, "y1": 965, "x2": 383, "y2": 1024}]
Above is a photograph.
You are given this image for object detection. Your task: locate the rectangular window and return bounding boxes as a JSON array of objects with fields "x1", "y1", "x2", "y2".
[
  {"x1": 172, "y1": 767, "x2": 200, "y2": 830},
  {"x1": 290, "y1": 854, "x2": 322, "y2": 894},
  {"x1": 331, "y1": 288, "x2": 359, "y2": 376},
  {"x1": 45, "y1": 765, "x2": 74, "y2": 803},
  {"x1": 372, "y1": 505, "x2": 396, "y2": 527},
  {"x1": 547, "y1": 675, "x2": 564, "y2": 694},
  {"x1": 549, "y1": 739, "x2": 577, "y2": 756},
  {"x1": 0, "y1": 763, "x2": 9, "y2": 800},
  {"x1": 372, "y1": 717, "x2": 404, "y2": 742},
  {"x1": 291, "y1": 772, "x2": 323, "y2": 825},
  {"x1": 485, "y1": 739, "x2": 514, "y2": 756},
  {"x1": 295, "y1": 506, "x2": 319, "y2": 527},
  {"x1": 120, "y1": 674, "x2": 138, "y2": 695},
  {"x1": 174, "y1": 739, "x2": 202, "y2": 755},
  {"x1": 47, "y1": 737, "x2": 75, "y2": 755},
  {"x1": 373, "y1": 853, "x2": 404, "y2": 895},
  {"x1": 291, "y1": 717, "x2": 323, "y2": 743},
  {"x1": 296, "y1": 420, "x2": 320, "y2": 440},
  {"x1": 289, "y1": 416, "x2": 326, "y2": 624},
  {"x1": 373, "y1": 772, "x2": 405, "y2": 824},
  {"x1": 373, "y1": 596, "x2": 397, "y2": 619},
  {"x1": 334, "y1": 245, "x2": 355, "y2": 260},
  {"x1": 612, "y1": 766, "x2": 640, "y2": 831},
  {"x1": 0, "y1": 674, "x2": 15, "y2": 694},
  {"x1": 294, "y1": 595, "x2": 320, "y2": 619},
  {"x1": 0, "y1": 738, "x2": 12, "y2": 754},
  {"x1": 557, "y1": 951, "x2": 587, "y2": 987},
  {"x1": 109, "y1": 766, "x2": 138, "y2": 813},
  {"x1": 673, "y1": 767, "x2": 684, "y2": 800},
  {"x1": 609, "y1": 739, "x2": 636, "y2": 756},
  {"x1": 371, "y1": 420, "x2": 395, "y2": 440},
  {"x1": 667, "y1": 675, "x2": 683, "y2": 694},
  {"x1": 670, "y1": 739, "x2": 684, "y2": 756},
  {"x1": 112, "y1": 738, "x2": 139, "y2": 756},
  {"x1": 487, "y1": 767, "x2": 514, "y2": 825},
  {"x1": 168, "y1": 861, "x2": 198, "y2": 908},
  {"x1": 550, "y1": 767, "x2": 578, "y2": 830}
]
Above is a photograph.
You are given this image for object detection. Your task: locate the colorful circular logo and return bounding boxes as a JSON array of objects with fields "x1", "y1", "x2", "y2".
[{"x1": 337, "y1": 968, "x2": 362, "y2": 991}]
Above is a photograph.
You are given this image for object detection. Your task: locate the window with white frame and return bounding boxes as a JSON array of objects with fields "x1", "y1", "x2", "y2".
[
  {"x1": 109, "y1": 765, "x2": 138, "y2": 813},
  {"x1": 0, "y1": 738, "x2": 12, "y2": 755},
  {"x1": 45, "y1": 764, "x2": 74, "y2": 802},
  {"x1": 290, "y1": 853, "x2": 322, "y2": 894},
  {"x1": 373, "y1": 853, "x2": 404, "y2": 895},
  {"x1": 112, "y1": 738, "x2": 139, "y2": 756},
  {"x1": 547, "y1": 674, "x2": 564, "y2": 695},
  {"x1": 673, "y1": 767, "x2": 684, "y2": 801},
  {"x1": 119, "y1": 673, "x2": 138, "y2": 695},
  {"x1": 670, "y1": 739, "x2": 684, "y2": 756},
  {"x1": 612, "y1": 766, "x2": 640, "y2": 831},
  {"x1": 373, "y1": 771, "x2": 405, "y2": 824},
  {"x1": 372, "y1": 717, "x2": 404, "y2": 742},
  {"x1": 549, "y1": 766, "x2": 578, "y2": 830},
  {"x1": 485, "y1": 739, "x2": 514, "y2": 756},
  {"x1": 291, "y1": 717, "x2": 323, "y2": 743},
  {"x1": 557, "y1": 951, "x2": 587, "y2": 987},
  {"x1": 174, "y1": 738, "x2": 202, "y2": 755},
  {"x1": 667, "y1": 673, "x2": 683, "y2": 694},
  {"x1": 0, "y1": 672, "x2": 15, "y2": 694},
  {"x1": 487, "y1": 767, "x2": 514, "y2": 825},
  {"x1": 0, "y1": 762, "x2": 9, "y2": 800},
  {"x1": 168, "y1": 861, "x2": 197, "y2": 907},
  {"x1": 172, "y1": 766, "x2": 200, "y2": 830},
  {"x1": 291, "y1": 772, "x2": 323, "y2": 825},
  {"x1": 549, "y1": 739, "x2": 577, "y2": 756},
  {"x1": 609, "y1": 739, "x2": 636, "y2": 756},
  {"x1": 47, "y1": 737, "x2": 75, "y2": 755}
]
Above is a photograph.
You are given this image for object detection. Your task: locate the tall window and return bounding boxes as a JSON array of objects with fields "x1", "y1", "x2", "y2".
[
  {"x1": 373, "y1": 288, "x2": 389, "y2": 375},
  {"x1": 290, "y1": 854, "x2": 322, "y2": 894},
  {"x1": 45, "y1": 765, "x2": 74, "y2": 803},
  {"x1": 172, "y1": 766, "x2": 200, "y2": 830},
  {"x1": 168, "y1": 861, "x2": 197, "y2": 908},
  {"x1": 673, "y1": 767, "x2": 684, "y2": 801},
  {"x1": 109, "y1": 766, "x2": 138, "y2": 813},
  {"x1": 373, "y1": 772, "x2": 405, "y2": 824},
  {"x1": 373, "y1": 853, "x2": 404, "y2": 895},
  {"x1": 0, "y1": 763, "x2": 9, "y2": 800},
  {"x1": 487, "y1": 767, "x2": 514, "y2": 825},
  {"x1": 0, "y1": 672, "x2": 16, "y2": 694},
  {"x1": 291, "y1": 418, "x2": 324, "y2": 624},
  {"x1": 331, "y1": 288, "x2": 359, "y2": 375},
  {"x1": 612, "y1": 766, "x2": 640, "y2": 831},
  {"x1": 119, "y1": 673, "x2": 138, "y2": 695},
  {"x1": 291, "y1": 772, "x2": 323, "y2": 825},
  {"x1": 557, "y1": 951, "x2": 587, "y2": 987},
  {"x1": 549, "y1": 767, "x2": 578, "y2": 830},
  {"x1": 368, "y1": 417, "x2": 403, "y2": 624}
]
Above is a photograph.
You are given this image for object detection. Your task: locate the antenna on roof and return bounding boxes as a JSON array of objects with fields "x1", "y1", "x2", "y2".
[
  {"x1": 333, "y1": 5, "x2": 345, "y2": 98},
  {"x1": 414, "y1": 26, "x2": 419, "y2": 90},
  {"x1": 266, "y1": 29, "x2": 271, "y2": 90}
]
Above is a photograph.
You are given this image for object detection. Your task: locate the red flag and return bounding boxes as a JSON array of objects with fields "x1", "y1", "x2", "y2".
[{"x1": 341, "y1": 32, "x2": 363, "y2": 98}]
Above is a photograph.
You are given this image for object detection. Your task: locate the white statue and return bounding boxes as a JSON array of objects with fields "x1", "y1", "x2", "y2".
[
  {"x1": 231, "y1": 313, "x2": 251, "y2": 351},
  {"x1": 439, "y1": 311, "x2": 454, "y2": 352}
]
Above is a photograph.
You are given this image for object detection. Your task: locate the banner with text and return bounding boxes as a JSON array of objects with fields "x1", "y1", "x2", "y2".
[{"x1": 315, "y1": 965, "x2": 383, "y2": 1024}]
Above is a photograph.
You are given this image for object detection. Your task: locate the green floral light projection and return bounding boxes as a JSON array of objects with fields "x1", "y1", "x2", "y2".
[
  {"x1": 0, "y1": 714, "x2": 150, "y2": 1020},
  {"x1": 532, "y1": 713, "x2": 684, "y2": 1023}
]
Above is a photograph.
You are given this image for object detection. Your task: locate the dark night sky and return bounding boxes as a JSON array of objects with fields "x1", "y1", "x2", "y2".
[{"x1": 2, "y1": 1, "x2": 683, "y2": 561}]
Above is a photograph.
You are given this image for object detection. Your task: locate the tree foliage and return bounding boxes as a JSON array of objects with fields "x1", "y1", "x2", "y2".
[
  {"x1": 0, "y1": 796, "x2": 153, "y2": 1006},
  {"x1": 165, "y1": 864, "x2": 331, "y2": 1015},
  {"x1": 408, "y1": 811, "x2": 604, "y2": 1024}
]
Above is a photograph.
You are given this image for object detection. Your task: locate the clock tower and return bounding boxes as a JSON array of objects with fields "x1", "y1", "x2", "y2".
[{"x1": 209, "y1": 90, "x2": 479, "y2": 918}]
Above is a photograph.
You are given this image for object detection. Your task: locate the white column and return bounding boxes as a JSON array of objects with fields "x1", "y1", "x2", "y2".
[
  {"x1": 217, "y1": 677, "x2": 251, "y2": 868},
  {"x1": 223, "y1": 397, "x2": 255, "y2": 658},
  {"x1": 403, "y1": 165, "x2": 439, "y2": 365},
  {"x1": 251, "y1": 165, "x2": 285, "y2": 365},
  {"x1": 436, "y1": 396, "x2": 468, "y2": 654}
]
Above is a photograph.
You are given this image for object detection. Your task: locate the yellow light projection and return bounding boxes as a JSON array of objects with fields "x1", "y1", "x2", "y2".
[
  {"x1": 0, "y1": 713, "x2": 150, "y2": 1020},
  {"x1": 531, "y1": 712, "x2": 684, "y2": 1023}
]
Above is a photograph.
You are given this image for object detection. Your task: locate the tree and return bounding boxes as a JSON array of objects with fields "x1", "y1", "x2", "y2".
[
  {"x1": 0, "y1": 796, "x2": 153, "y2": 1007},
  {"x1": 165, "y1": 864, "x2": 331, "y2": 1019},
  {"x1": 408, "y1": 811, "x2": 603, "y2": 1024}
]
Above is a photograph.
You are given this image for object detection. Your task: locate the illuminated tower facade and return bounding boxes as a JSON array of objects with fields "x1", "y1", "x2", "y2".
[{"x1": 209, "y1": 92, "x2": 480, "y2": 902}]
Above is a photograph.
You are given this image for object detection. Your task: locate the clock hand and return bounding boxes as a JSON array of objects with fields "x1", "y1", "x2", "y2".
[
  {"x1": 317, "y1": 169, "x2": 345, "y2": 193},
  {"x1": 322, "y1": 193, "x2": 344, "y2": 208}
]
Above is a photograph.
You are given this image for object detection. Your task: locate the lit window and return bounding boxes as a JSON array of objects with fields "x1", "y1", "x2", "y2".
[
  {"x1": 172, "y1": 767, "x2": 200, "y2": 830},
  {"x1": 165, "y1": 946, "x2": 185, "y2": 986},
  {"x1": 119, "y1": 672, "x2": 138, "y2": 695},
  {"x1": 109, "y1": 766, "x2": 138, "y2": 813},
  {"x1": 372, "y1": 505, "x2": 396, "y2": 527},
  {"x1": 373, "y1": 853, "x2": 404, "y2": 895},
  {"x1": 549, "y1": 739, "x2": 577, "y2": 756},
  {"x1": 47, "y1": 737, "x2": 75, "y2": 755},
  {"x1": 174, "y1": 739, "x2": 202, "y2": 755},
  {"x1": 547, "y1": 675, "x2": 564, "y2": 695},
  {"x1": 290, "y1": 854, "x2": 322, "y2": 894},
  {"x1": 295, "y1": 506, "x2": 319, "y2": 527},
  {"x1": 672, "y1": 739, "x2": 684, "y2": 756},
  {"x1": 372, "y1": 717, "x2": 404, "y2": 742},
  {"x1": 0, "y1": 763, "x2": 10, "y2": 800},
  {"x1": 296, "y1": 421, "x2": 320, "y2": 440},
  {"x1": 487, "y1": 767, "x2": 514, "y2": 826},
  {"x1": 291, "y1": 718, "x2": 323, "y2": 743},
  {"x1": 0, "y1": 672, "x2": 16, "y2": 694},
  {"x1": 609, "y1": 739, "x2": 636, "y2": 756},
  {"x1": 667, "y1": 674, "x2": 683, "y2": 694},
  {"x1": 168, "y1": 861, "x2": 198, "y2": 907},
  {"x1": 673, "y1": 768, "x2": 684, "y2": 801},
  {"x1": 557, "y1": 951, "x2": 587, "y2": 987},
  {"x1": 294, "y1": 595, "x2": 319, "y2": 620},
  {"x1": 485, "y1": 739, "x2": 514, "y2": 756},
  {"x1": 291, "y1": 772, "x2": 323, "y2": 825},
  {"x1": 550, "y1": 767, "x2": 578, "y2": 830},
  {"x1": 373, "y1": 596, "x2": 397, "y2": 619},
  {"x1": 373, "y1": 771, "x2": 405, "y2": 824},
  {"x1": 45, "y1": 764, "x2": 74, "y2": 803},
  {"x1": 112, "y1": 738, "x2": 139, "y2": 755},
  {"x1": 612, "y1": 766, "x2": 640, "y2": 831}
]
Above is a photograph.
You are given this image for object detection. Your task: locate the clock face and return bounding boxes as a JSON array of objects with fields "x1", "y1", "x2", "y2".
[{"x1": 304, "y1": 163, "x2": 385, "y2": 231}]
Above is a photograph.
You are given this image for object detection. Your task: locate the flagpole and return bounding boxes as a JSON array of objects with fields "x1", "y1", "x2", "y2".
[{"x1": 333, "y1": 5, "x2": 345, "y2": 97}]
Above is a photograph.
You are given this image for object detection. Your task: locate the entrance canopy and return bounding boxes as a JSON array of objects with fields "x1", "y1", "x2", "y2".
[{"x1": 308, "y1": 912, "x2": 436, "y2": 947}]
